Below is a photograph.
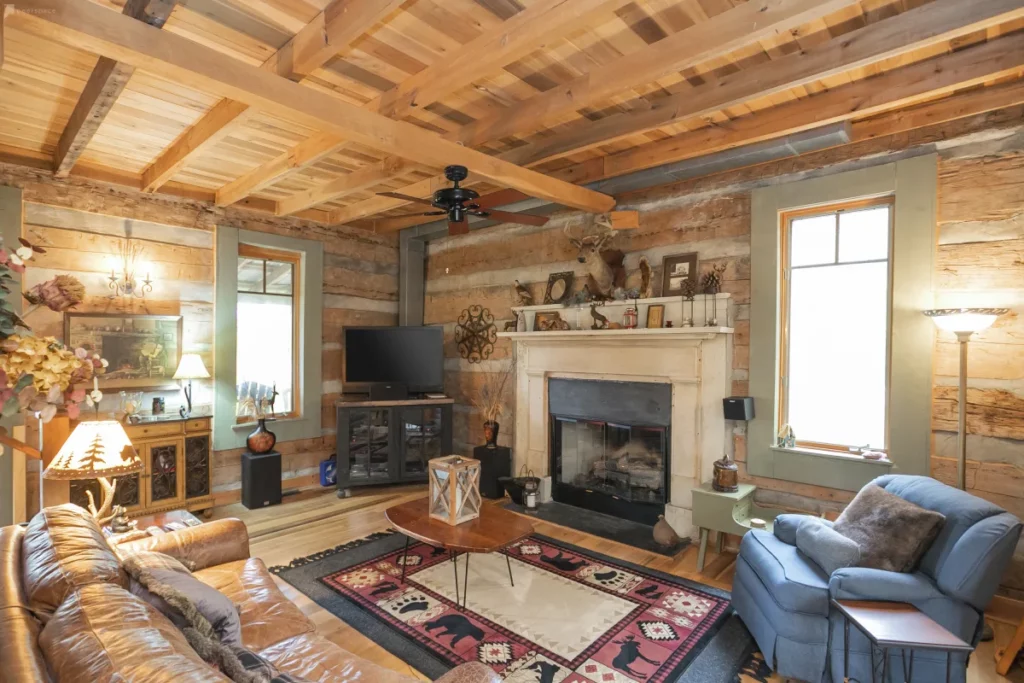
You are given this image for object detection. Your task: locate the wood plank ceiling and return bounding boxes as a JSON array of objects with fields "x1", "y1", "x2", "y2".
[{"x1": 1, "y1": 0, "x2": 1023, "y2": 232}]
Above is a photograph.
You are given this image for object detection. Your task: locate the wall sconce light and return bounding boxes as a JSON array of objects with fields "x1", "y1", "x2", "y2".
[{"x1": 108, "y1": 239, "x2": 153, "y2": 298}]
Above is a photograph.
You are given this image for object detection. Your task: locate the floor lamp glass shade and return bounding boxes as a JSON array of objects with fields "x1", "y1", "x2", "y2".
[
  {"x1": 43, "y1": 421, "x2": 143, "y2": 480},
  {"x1": 923, "y1": 308, "x2": 1008, "y2": 334}
]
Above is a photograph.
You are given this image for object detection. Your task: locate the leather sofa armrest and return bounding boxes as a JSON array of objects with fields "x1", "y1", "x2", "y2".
[
  {"x1": 829, "y1": 567, "x2": 945, "y2": 603},
  {"x1": 435, "y1": 662, "x2": 501, "y2": 683},
  {"x1": 114, "y1": 518, "x2": 250, "y2": 571}
]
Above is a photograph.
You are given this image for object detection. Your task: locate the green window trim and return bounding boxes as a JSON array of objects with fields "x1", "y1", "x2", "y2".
[
  {"x1": 213, "y1": 227, "x2": 323, "y2": 452},
  {"x1": 748, "y1": 156, "x2": 936, "y2": 491}
]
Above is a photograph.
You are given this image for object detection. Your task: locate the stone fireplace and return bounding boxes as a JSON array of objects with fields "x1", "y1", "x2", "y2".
[
  {"x1": 549, "y1": 378, "x2": 670, "y2": 525},
  {"x1": 500, "y1": 312, "x2": 733, "y2": 539}
]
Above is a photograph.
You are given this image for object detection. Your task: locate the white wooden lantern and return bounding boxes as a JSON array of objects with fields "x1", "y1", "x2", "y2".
[{"x1": 429, "y1": 455, "x2": 482, "y2": 526}]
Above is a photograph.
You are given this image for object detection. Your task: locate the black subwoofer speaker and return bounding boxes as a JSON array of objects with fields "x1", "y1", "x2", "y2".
[{"x1": 242, "y1": 450, "x2": 282, "y2": 510}]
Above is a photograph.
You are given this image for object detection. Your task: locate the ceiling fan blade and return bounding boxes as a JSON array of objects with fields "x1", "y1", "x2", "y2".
[
  {"x1": 392, "y1": 211, "x2": 446, "y2": 218},
  {"x1": 448, "y1": 217, "x2": 470, "y2": 236},
  {"x1": 474, "y1": 209, "x2": 549, "y2": 227},
  {"x1": 377, "y1": 192, "x2": 435, "y2": 206},
  {"x1": 472, "y1": 189, "x2": 532, "y2": 211}
]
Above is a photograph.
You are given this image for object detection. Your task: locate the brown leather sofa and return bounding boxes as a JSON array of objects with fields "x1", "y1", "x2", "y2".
[{"x1": 0, "y1": 504, "x2": 499, "y2": 683}]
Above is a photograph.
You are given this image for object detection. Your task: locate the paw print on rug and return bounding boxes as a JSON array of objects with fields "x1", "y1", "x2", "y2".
[
  {"x1": 375, "y1": 561, "x2": 402, "y2": 577},
  {"x1": 661, "y1": 590, "x2": 714, "y2": 619},
  {"x1": 578, "y1": 565, "x2": 643, "y2": 593},
  {"x1": 338, "y1": 568, "x2": 385, "y2": 589},
  {"x1": 379, "y1": 588, "x2": 443, "y2": 624}
]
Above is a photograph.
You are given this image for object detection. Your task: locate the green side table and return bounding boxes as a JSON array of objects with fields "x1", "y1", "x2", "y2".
[{"x1": 692, "y1": 482, "x2": 782, "y2": 571}]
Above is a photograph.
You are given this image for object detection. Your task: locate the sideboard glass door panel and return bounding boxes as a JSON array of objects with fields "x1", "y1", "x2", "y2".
[
  {"x1": 401, "y1": 407, "x2": 443, "y2": 479},
  {"x1": 348, "y1": 409, "x2": 391, "y2": 482},
  {"x1": 148, "y1": 440, "x2": 182, "y2": 504}
]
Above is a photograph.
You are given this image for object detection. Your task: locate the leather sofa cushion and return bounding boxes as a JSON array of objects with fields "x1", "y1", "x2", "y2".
[
  {"x1": 739, "y1": 529, "x2": 830, "y2": 616},
  {"x1": 38, "y1": 583, "x2": 230, "y2": 683},
  {"x1": 259, "y1": 632, "x2": 418, "y2": 683},
  {"x1": 1, "y1": 526, "x2": 51, "y2": 683},
  {"x1": 195, "y1": 557, "x2": 314, "y2": 650},
  {"x1": 21, "y1": 504, "x2": 126, "y2": 622}
]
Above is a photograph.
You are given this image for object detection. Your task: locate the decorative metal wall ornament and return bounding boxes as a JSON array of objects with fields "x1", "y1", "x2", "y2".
[{"x1": 455, "y1": 305, "x2": 497, "y2": 363}]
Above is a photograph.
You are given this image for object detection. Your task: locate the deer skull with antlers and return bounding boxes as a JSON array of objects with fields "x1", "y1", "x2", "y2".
[{"x1": 565, "y1": 216, "x2": 621, "y2": 299}]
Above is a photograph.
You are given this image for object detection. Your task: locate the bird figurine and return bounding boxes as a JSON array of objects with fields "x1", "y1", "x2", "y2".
[
  {"x1": 653, "y1": 515, "x2": 682, "y2": 548},
  {"x1": 513, "y1": 279, "x2": 533, "y2": 306}
]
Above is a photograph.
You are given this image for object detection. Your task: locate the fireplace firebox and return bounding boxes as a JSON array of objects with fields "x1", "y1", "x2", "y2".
[{"x1": 549, "y1": 378, "x2": 670, "y2": 525}]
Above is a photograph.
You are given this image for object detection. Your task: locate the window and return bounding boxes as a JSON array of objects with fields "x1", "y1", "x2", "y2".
[
  {"x1": 236, "y1": 244, "x2": 301, "y2": 421},
  {"x1": 779, "y1": 198, "x2": 893, "y2": 452}
]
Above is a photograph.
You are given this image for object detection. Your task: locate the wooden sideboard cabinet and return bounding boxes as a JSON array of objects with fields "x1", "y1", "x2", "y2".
[
  {"x1": 69, "y1": 416, "x2": 215, "y2": 518},
  {"x1": 335, "y1": 398, "x2": 453, "y2": 496}
]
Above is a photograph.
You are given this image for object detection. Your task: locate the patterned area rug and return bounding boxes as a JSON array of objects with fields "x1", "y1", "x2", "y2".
[{"x1": 271, "y1": 531, "x2": 763, "y2": 683}]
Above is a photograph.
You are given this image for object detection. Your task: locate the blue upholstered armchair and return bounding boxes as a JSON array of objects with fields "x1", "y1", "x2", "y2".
[{"x1": 733, "y1": 475, "x2": 1021, "y2": 683}]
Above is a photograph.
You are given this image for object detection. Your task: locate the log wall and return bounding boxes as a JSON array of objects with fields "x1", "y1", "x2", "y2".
[
  {"x1": 424, "y1": 105, "x2": 1024, "y2": 592},
  {"x1": 0, "y1": 162, "x2": 399, "y2": 500}
]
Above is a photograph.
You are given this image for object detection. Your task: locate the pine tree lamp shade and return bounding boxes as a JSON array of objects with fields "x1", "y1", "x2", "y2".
[
  {"x1": 43, "y1": 420, "x2": 143, "y2": 522},
  {"x1": 428, "y1": 455, "x2": 482, "y2": 526}
]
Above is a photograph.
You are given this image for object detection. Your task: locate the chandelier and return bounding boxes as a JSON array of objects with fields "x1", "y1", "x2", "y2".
[{"x1": 108, "y1": 239, "x2": 153, "y2": 298}]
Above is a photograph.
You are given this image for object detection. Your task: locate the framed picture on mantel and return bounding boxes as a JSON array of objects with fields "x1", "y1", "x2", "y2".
[
  {"x1": 661, "y1": 253, "x2": 699, "y2": 296},
  {"x1": 65, "y1": 313, "x2": 183, "y2": 390}
]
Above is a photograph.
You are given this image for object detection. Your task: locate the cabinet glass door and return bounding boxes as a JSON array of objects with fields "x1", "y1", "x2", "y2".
[
  {"x1": 348, "y1": 409, "x2": 391, "y2": 481},
  {"x1": 148, "y1": 440, "x2": 181, "y2": 504},
  {"x1": 402, "y1": 407, "x2": 443, "y2": 478}
]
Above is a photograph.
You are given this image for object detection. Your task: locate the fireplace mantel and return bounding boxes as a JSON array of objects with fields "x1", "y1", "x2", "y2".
[{"x1": 505, "y1": 307, "x2": 734, "y2": 539}]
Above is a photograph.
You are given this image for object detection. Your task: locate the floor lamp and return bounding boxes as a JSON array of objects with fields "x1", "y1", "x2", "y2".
[{"x1": 923, "y1": 308, "x2": 1008, "y2": 490}]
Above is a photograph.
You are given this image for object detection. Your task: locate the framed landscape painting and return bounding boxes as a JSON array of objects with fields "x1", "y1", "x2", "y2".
[{"x1": 65, "y1": 313, "x2": 183, "y2": 390}]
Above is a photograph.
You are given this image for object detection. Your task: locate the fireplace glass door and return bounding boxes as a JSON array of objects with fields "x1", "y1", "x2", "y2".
[{"x1": 551, "y1": 416, "x2": 668, "y2": 525}]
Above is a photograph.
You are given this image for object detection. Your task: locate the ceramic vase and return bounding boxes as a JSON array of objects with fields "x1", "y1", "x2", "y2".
[
  {"x1": 483, "y1": 420, "x2": 500, "y2": 448},
  {"x1": 246, "y1": 418, "x2": 276, "y2": 454}
]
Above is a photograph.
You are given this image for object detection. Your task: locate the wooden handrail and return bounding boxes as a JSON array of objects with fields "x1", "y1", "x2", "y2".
[{"x1": 0, "y1": 426, "x2": 42, "y2": 459}]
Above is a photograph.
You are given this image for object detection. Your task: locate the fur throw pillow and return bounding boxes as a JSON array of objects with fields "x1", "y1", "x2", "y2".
[{"x1": 833, "y1": 485, "x2": 945, "y2": 572}]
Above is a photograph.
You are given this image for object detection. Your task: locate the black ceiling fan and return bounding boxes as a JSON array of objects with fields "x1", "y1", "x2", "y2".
[{"x1": 378, "y1": 165, "x2": 549, "y2": 236}]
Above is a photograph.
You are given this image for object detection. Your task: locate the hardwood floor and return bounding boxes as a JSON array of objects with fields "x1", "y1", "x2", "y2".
[{"x1": 213, "y1": 486, "x2": 1020, "y2": 683}]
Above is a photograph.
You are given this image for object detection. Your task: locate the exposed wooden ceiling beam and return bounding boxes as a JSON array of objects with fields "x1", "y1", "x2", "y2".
[
  {"x1": 0, "y1": 5, "x2": 10, "y2": 70},
  {"x1": 139, "y1": 0, "x2": 406, "y2": 193},
  {"x1": 501, "y1": 0, "x2": 1024, "y2": 166},
  {"x1": 53, "y1": 0, "x2": 176, "y2": 178},
  {"x1": 453, "y1": 0, "x2": 859, "y2": 150},
  {"x1": 274, "y1": 156, "x2": 416, "y2": 216},
  {"x1": 332, "y1": 0, "x2": 1023, "y2": 224},
  {"x1": 354, "y1": 35, "x2": 1024, "y2": 233},
  {"x1": 303, "y1": 0, "x2": 857, "y2": 217},
  {"x1": 13, "y1": 0, "x2": 616, "y2": 214},
  {"x1": 229, "y1": 0, "x2": 633, "y2": 212}
]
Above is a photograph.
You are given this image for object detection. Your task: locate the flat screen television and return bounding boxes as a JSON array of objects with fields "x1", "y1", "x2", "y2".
[{"x1": 343, "y1": 326, "x2": 444, "y2": 393}]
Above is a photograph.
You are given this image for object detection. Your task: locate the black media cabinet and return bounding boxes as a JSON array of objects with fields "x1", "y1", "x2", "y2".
[{"x1": 334, "y1": 397, "x2": 453, "y2": 496}]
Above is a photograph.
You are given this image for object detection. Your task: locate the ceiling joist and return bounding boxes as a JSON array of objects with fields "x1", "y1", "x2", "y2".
[
  {"x1": 356, "y1": 32, "x2": 1024, "y2": 233},
  {"x1": 53, "y1": 0, "x2": 176, "y2": 178},
  {"x1": 224, "y1": 0, "x2": 637, "y2": 212},
  {"x1": 330, "y1": 0, "x2": 1024, "y2": 225},
  {"x1": 11, "y1": 0, "x2": 616, "y2": 214},
  {"x1": 280, "y1": 0, "x2": 860, "y2": 217},
  {"x1": 138, "y1": 0, "x2": 407, "y2": 193}
]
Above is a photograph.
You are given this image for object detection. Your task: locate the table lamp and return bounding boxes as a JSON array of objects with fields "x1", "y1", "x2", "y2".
[
  {"x1": 43, "y1": 420, "x2": 143, "y2": 523},
  {"x1": 174, "y1": 353, "x2": 210, "y2": 418},
  {"x1": 923, "y1": 307, "x2": 1008, "y2": 490}
]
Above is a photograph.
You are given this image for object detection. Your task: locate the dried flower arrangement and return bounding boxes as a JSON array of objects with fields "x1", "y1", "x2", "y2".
[
  {"x1": 0, "y1": 237, "x2": 105, "y2": 422},
  {"x1": 472, "y1": 357, "x2": 516, "y2": 423}
]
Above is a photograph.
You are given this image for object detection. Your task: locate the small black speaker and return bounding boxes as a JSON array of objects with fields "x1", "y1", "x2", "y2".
[
  {"x1": 369, "y1": 382, "x2": 408, "y2": 401},
  {"x1": 723, "y1": 396, "x2": 755, "y2": 421},
  {"x1": 474, "y1": 445, "x2": 511, "y2": 499},
  {"x1": 241, "y1": 450, "x2": 282, "y2": 510}
]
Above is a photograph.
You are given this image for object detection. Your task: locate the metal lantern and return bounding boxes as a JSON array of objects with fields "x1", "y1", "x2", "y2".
[
  {"x1": 522, "y1": 473, "x2": 541, "y2": 513},
  {"x1": 429, "y1": 455, "x2": 482, "y2": 526}
]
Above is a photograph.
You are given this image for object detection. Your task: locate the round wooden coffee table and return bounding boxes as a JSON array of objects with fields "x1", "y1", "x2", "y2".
[{"x1": 385, "y1": 498, "x2": 534, "y2": 609}]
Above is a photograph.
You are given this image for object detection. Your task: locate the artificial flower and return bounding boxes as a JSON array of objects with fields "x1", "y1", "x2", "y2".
[
  {"x1": 23, "y1": 274, "x2": 86, "y2": 313},
  {"x1": 15, "y1": 246, "x2": 32, "y2": 261}
]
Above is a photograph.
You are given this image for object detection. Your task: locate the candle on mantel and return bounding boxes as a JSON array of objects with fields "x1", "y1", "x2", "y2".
[{"x1": 93, "y1": 376, "x2": 98, "y2": 391}]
